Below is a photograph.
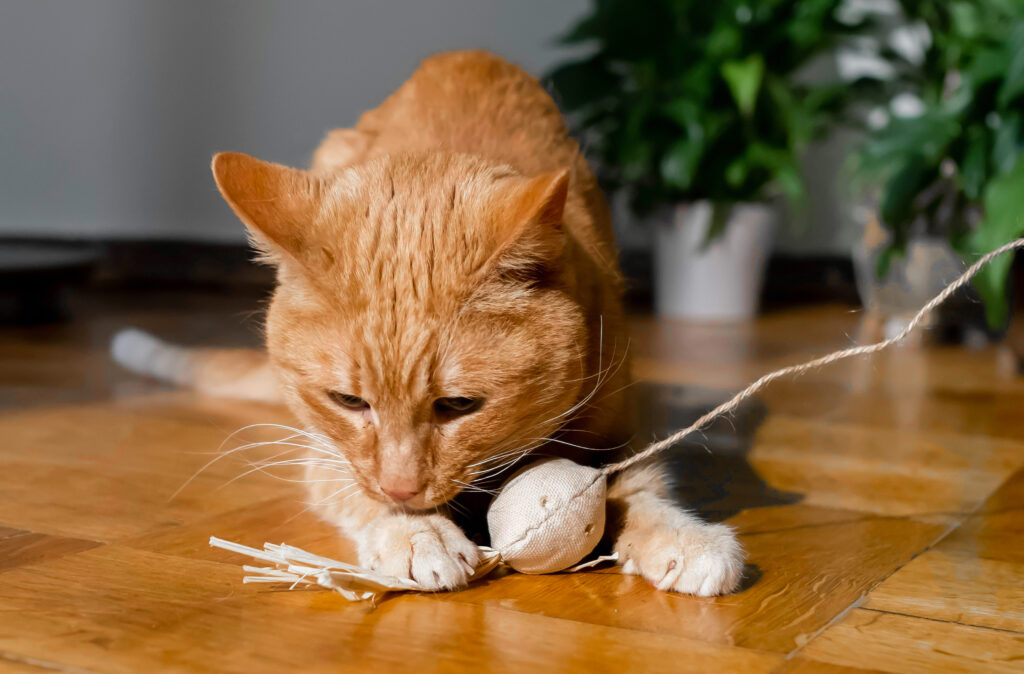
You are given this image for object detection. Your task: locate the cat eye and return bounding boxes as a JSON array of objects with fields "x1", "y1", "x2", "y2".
[
  {"x1": 434, "y1": 396, "x2": 484, "y2": 417},
  {"x1": 327, "y1": 391, "x2": 370, "y2": 411}
]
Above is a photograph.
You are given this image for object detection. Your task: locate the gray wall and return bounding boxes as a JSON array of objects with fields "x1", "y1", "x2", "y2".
[{"x1": 0, "y1": 0, "x2": 587, "y2": 242}]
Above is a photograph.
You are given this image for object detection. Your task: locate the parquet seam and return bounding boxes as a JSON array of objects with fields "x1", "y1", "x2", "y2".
[
  {"x1": 858, "y1": 606, "x2": 1024, "y2": 637},
  {"x1": 779, "y1": 517, "x2": 964, "y2": 662},
  {"x1": 775, "y1": 594, "x2": 869, "y2": 668},
  {"x1": 739, "y1": 511, "x2": 962, "y2": 538}
]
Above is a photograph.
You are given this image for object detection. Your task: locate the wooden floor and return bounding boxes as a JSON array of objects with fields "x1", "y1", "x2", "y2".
[{"x1": 2, "y1": 289, "x2": 1023, "y2": 673}]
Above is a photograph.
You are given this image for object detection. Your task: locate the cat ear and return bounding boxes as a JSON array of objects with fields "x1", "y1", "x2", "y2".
[
  {"x1": 510, "y1": 168, "x2": 570, "y2": 231},
  {"x1": 490, "y1": 169, "x2": 571, "y2": 279},
  {"x1": 211, "y1": 152, "x2": 325, "y2": 266}
]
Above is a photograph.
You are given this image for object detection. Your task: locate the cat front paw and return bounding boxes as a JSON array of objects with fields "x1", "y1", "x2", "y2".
[
  {"x1": 616, "y1": 519, "x2": 743, "y2": 597},
  {"x1": 358, "y1": 513, "x2": 480, "y2": 591}
]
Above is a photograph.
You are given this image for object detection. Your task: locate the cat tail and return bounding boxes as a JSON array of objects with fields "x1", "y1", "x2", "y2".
[{"x1": 109, "y1": 328, "x2": 282, "y2": 402}]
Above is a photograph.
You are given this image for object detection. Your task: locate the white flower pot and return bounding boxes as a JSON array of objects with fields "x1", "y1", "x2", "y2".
[{"x1": 653, "y1": 201, "x2": 776, "y2": 321}]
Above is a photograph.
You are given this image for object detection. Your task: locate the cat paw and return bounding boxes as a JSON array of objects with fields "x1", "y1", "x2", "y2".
[
  {"x1": 358, "y1": 513, "x2": 480, "y2": 591},
  {"x1": 616, "y1": 520, "x2": 743, "y2": 597}
]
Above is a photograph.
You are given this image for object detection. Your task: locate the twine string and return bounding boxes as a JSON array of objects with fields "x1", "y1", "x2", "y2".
[{"x1": 602, "y1": 237, "x2": 1024, "y2": 477}]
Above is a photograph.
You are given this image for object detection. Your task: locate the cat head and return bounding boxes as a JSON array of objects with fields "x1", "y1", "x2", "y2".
[{"x1": 212, "y1": 151, "x2": 587, "y2": 509}]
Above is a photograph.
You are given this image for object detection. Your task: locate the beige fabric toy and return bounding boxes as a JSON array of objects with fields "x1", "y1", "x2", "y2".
[
  {"x1": 211, "y1": 238, "x2": 1024, "y2": 601},
  {"x1": 487, "y1": 458, "x2": 606, "y2": 573}
]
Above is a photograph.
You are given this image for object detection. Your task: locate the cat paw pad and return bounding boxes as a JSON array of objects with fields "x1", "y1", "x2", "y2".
[
  {"x1": 359, "y1": 514, "x2": 479, "y2": 591},
  {"x1": 616, "y1": 521, "x2": 743, "y2": 596}
]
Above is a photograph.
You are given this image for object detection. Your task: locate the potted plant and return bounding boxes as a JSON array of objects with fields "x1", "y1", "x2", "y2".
[
  {"x1": 548, "y1": 0, "x2": 870, "y2": 320},
  {"x1": 850, "y1": 0, "x2": 1024, "y2": 331}
]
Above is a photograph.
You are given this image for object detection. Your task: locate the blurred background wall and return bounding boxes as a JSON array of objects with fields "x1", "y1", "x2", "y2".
[
  {"x1": 0, "y1": 0, "x2": 589, "y2": 243},
  {"x1": 0, "y1": 0, "x2": 853, "y2": 254}
]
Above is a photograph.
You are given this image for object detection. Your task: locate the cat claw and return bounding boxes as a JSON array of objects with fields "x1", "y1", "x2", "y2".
[{"x1": 358, "y1": 513, "x2": 480, "y2": 591}]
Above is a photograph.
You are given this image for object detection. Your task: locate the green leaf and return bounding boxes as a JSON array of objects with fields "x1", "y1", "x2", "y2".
[
  {"x1": 661, "y1": 99, "x2": 703, "y2": 138},
  {"x1": 966, "y1": 48, "x2": 1010, "y2": 88},
  {"x1": 661, "y1": 100, "x2": 730, "y2": 149},
  {"x1": 704, "y1": 202, "x2": 734, "y2": 245},
  {"x1": 725, "y1": 158, "x2": 749, "y2": 187},
  {"x1": 678, "y1": 61, "x2": 717, "y2": 104},
  {"x1": 721, "y1": 55, "x2": 765, "y2": 117},
  {"x1": 961, "y1": 157, "x2": 1024, "y2": 329},
  {"x1": 617, "y1": 93, "x2": 655, "y2": 182},
  {"x1": 706, "y1": 23, "x2": 741, "y2": 59},
  {"x1": 950, "y1": 2, "x2": 982, "y2": 39},
  {"x1": 765, "y1": 78, "x2": 816, "y2": 147},
  {"x1": 748, "y1": 143, "x2": 805, "y2": 203},
  {"x1": 856, "y1": 113, "x2": 959, "y2": 178},
  {"x1": 660, "y1": 138, "x2": 704, "y2": 190},
  {"x1": 620, "y1": 138, "x2": 654, "y2": 182},
  {"x1": 959, "y1": 126, "x2": 989, "y2": 201},
  {"x1": 998, "y1": 45, "x2": 1024, "y2": 107},
  {"x1": 879, "y1": 156, "x2": 930, "y2": 232},
  {"x1": 992, "y1": 112, "x2": 1022, "y2": 176}
]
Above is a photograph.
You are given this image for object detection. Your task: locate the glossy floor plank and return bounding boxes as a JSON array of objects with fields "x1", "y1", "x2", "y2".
[
  {"x1": 865, "y1": 549, "x2": 1024, "y2": 633},
  {"x1": 748, "y1": 415, "x2": 1024, "y2": 516},
  {"x1": 0, "y1": 546, "x2": 783, "y2": 674},
  {"x1": 1, "y1": 295, "x2": 1022, "y2": 672},
  {"x1": 940, "y1": 468, "x2": 1024, "y2": 564},
  {"x1": 799, "y1": 608, "x2": 1024, "y2": 674}
]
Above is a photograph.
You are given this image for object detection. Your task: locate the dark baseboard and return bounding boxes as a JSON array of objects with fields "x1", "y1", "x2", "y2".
[
  {"x1": 618, "y1": 248, "x2": 860, "y2": 312},
  {"x1": 99, "y1": 239, "x2": 276, "y2": 288},
  {"x1": 1, "y1": 237, "x2": 864, "y2": 323},
  {"x1": 0, "y1": 238, "x2": 272, "y2": 323},
  {"x1": 0, "y1": 237, "x2": 274, "y2": 288}
]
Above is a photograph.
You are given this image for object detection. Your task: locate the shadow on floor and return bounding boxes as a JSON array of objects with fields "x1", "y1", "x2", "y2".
[
  {"x1": 452, "y1": 383, "x2": 802, "y2": 545},
  {"x1": 635, "y1": 383, "x2": 803, "y2": 522}
]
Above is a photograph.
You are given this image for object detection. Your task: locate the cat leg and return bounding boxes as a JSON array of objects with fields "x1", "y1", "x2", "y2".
[
  {"x1": 607, "y1": 461, "x2": 744, "y2": 596},
  {"x1": 308, "y1": 471, "x2": 480, "y2": 591}
]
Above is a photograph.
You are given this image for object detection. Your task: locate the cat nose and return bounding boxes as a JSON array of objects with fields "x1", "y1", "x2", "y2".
[
  {"x1": 380, "y1": 480, "x2": 421, "y2": 503},
  {"x1": 382, "y1": 486, "x2": 418, "y2": 502}
]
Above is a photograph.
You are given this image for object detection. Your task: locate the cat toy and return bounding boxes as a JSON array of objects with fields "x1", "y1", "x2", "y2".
[{"x1": 211, "y1": 238, "x2": 1024, "y2": 600}]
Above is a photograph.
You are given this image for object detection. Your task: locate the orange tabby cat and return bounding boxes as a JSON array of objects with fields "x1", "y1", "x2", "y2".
[{"x1": 113, "y1": 51, "x2": 742, "y2": 595}]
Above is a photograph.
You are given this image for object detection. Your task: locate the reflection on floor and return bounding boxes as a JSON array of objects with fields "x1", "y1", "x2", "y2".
[{"x1": 1, "y1": 289, "x2": 1023, "y2": 673}]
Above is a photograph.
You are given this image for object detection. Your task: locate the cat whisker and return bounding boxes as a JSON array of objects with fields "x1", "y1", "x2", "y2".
[
  {"x1": 172, "y1": 418, "x2": 351, "y2": 500},
  {"x1": 450, "y1": 479, "x2": 497, "y2": 495},
  {"x1": 241, "y1": 471, "x2": 354, "y2": 485},
  {"x1": 255, "y1": 456, "x2": 352, "y2": 468},
  {"x1": 222, "y1": 423, "x2": 335, "y2": 450},
  {"x1": 318, "y1": 484, "x2": 360, "y2": 506},
  {"x1": 247, "y1": 459, "x2": 352, "y2": 475},
  {"x1": 287, "y1": 483, "x2": 363, "y2": 524},
  {"x1": 447, "y1": 317, "x2": 633, "y2": 500},
  {"x1": 530, "y1": 327, "x2": 625, "y2": 434},
  {"x1": 467, "y1": 449, "x2": 532, "y2": 476},
  {"x1": 517, "y1": 435, "x2": 632, "y2": 452},
  {"x1": 517, "y1": 331, "x2": 631, "y2": 444},
  {"x1": 465, "y1": 447, "x2": 533, "y2": 469},
  {"x1": 591, "y1": 376, "x2": 642, "y2": 406},
  {"x1": 187, "y1": 431, "x2": 306, "y2": 456},
  {"x1": 459, "y1": 320, "x2": 621, "y2": 479},
  {"x1": 298, "y1": 483, "x2": 360, "y2": 509},
  {"x1": 173, "y1": 435, "x2": 315, "y2": 499},
  {"x1": 219, "y1": 457, "x2": 352, "y2": 489},
  {"x1": 543, "y1": 318, "x2": 607, "y2": 424},
  {"x1": 467, "y1": 442, "x2": 545, "y2": 481},
  {"x1": 445, "y1": 499, "x2": 470, "y2": 519}
]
